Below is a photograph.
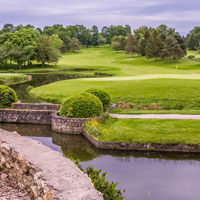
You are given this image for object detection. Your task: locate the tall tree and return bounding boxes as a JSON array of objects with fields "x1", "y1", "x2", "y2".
[
  {"x1": 91, "y1": 25, "x2": 99, "y2": 47},
  {"x1": 49, "y1": 34, "x2": 63, "y2": 50},
  {"x1": 70, "y1": 37, "x2": 80, "y2": 52},
  {"x1": 111, "y1": 41, "x2": 121, "y2": 52},
  {"x1": 126, "y1": 35, "x2": 138, "y2": 57},
  {"x1": 145, "y1": 29, "x2": 162, "y2": 62},
  {"x1": 36, "y1": 36, "x2": 52, "y2": 66},
  {"x1": 160, "y1": 35, "x2": 183, "y2": 63}
]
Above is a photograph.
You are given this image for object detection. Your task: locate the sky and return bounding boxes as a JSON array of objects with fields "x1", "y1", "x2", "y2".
[{"x1": 0, "y1": 0, "x2": 199, "y2": 35}]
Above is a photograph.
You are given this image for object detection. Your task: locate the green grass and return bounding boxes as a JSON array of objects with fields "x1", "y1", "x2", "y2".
[
  {"x1": 87, "y1": 118, "x2": 200, "y2": 144},
  {"x1": 1, "y1": 46, "x2": 200, "y2": 76},
  {"x1": 0, "y1": 73, "x2": 28, "y2": 85},
  {"x1": 110, "y1": 109, "x2": 200, "y2": 115},
  {"x1": 30, "y1": 78, "x2": 200, "y2": 110}
]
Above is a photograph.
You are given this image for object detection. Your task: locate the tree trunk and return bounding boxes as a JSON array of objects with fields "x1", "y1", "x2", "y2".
[
  {"x1": 169, "y1": 56, "x2": 171, "y2": 64},
  {"x1": 155, "y1": 56, "x2": 157, "y2": 62},
  {"x1": 132, "y1": 52, "x2": 133, "y2": 58},
  {"x1": 42, "y1": 61, "x2": 45, "y2": 67},
  {"x1": 19, "y1": 64, "x2": 21, "y2": 71}
]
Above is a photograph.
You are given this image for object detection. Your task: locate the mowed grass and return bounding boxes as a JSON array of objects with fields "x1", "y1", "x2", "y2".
[
  {"x1": 110, "y1": 109, "x2": 200, "y2": 115},
  {"x1": 59, "y1": 46, "x2": 200, "y2": 76},
  {"x1": 0, "y1": 73, "x2": 28, "y2": 84},
  {"x1": 30, "y1": 78, "x2": 200, "y2": 110},
  {"x1": 91, "y1": 118, "x2": 200, "y2": 144},
  {"x1": 1, "y1": 46, "x2": 200, "y2": 75}
]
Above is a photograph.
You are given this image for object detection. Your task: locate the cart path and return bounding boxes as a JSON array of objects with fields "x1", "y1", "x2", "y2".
[{"x1": 110, "y1": 114, "x2": 200, "y2": 120}]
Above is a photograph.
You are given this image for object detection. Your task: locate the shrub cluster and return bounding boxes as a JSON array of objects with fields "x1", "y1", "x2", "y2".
[
  {"x1": 0, "y1": 85, "x2": 18, "y2": 108},
  {"x1": 84, "y1": 88, "x2": 111, "y2": 112},
  {"x1": 59, "y1": 92, "x2": 103, "y2": 118}
]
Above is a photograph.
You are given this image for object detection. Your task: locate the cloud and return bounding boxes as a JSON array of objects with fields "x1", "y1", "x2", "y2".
[{"x1": 0, "y1": 0, "x2": 199, "y2": 35}]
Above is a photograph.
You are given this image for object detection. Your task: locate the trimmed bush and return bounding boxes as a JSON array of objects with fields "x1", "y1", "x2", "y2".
[
  {"x1": 84, "y1": 88, "x2": 111, "y2": 112},
  {"x1": 0, "y1": 85, "x2": 18, "y2": 108},
  {"x1": 59, "y1": 92, "x2": 103, "y2": 118}
]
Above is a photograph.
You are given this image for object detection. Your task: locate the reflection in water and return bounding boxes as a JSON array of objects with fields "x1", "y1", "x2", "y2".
[
  {"x1": 9, "y1": 74, "x2": 85, "y2": 103},
  {"x1": 1, "y1": 123, "x2": 200, "y2": 200}
]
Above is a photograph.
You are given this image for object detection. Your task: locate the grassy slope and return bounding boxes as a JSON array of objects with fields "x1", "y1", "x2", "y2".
[
  {"x1": 90, "y1": 118, "x2": 200, "y2": 144},
  {"x1": 29, "y1": 46, "x2": 200, "y2": 109},
  {"x1": 0, "y1": 73, "x2": 28, "y2": 85}
]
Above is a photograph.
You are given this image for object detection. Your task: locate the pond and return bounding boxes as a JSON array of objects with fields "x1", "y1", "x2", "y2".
[
  {"x1": 3, "y1": 74, "x2": 200, "y2": 200},
  {"x1": 0, "y1": 122, "x2": 200, "y2": 200}
]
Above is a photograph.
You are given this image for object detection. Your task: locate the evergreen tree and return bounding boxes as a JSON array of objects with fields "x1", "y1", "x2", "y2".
[
  {"x1": 145, "y1": 29, "x2": 162, "y2": 62},
  {"x1": 126, "y1": 35, "x2": 138, "y2": 57},
  {"x1": 160, "y1": 35, "x2": 183, "y2": 63},
  {"x1": 91, "y1": 25, "x2": 99, "y2": 47}
]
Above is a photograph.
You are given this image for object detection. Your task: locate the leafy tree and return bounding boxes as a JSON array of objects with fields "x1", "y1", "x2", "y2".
[
  {"x1": 70, "y1": 37, "x2": 80, "y2": 52},
  {"x1": 111, "y1": 41, "x2": 121, "y2": 52},
  {"x1": 99, "y1": 35, "x2": 107, "y2": 45},
  {"x1": 186, "y1": 26, "x2": 200, "y2": 50},
  {"x1": 157, "y1": 24, "x2": 175, "y2": 35},
  {"x1": 160, "y1": 35, "x2": 183, "y2": 63},
  {"x1": 50, "y1": 48, "x2": 61, "y2": 65},
  {"x1": 0, "y1": 45, "x2": 9, "y2": 66},
  {"x1": 2, "y1": 24, "x2": 14, "y2": 33},
  {"x1": 174, "y1": 33, "x2": 187, "y2": 57},
  {"x1": 126, "y1": 35, "x2": 138, "y2": 57},
  {"x1": 49, "y1": 34, "x2": 63, "y2": 50},
  {"x1": 138, "y1": 29, "x2": 150, "y2": 56},
  {"x1": 36, "y1": 36, "x2": 52, "y2": 66},
  {"x1": 145, "y1": 29, "x2": 162, "y2": 62}
]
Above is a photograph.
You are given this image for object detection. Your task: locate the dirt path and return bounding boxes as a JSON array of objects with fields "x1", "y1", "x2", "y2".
[{"x1": 110, "y1": 114, "x2": 200, "y2": 120}]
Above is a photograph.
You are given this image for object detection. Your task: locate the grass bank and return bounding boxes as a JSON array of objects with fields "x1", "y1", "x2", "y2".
[
  {"x1": 0, "y1": 73, "x2": 28, "y2": 85},
  {"x1": 85, "y1": 118, "x2": 200, "y2": 144},
  {"x1": 30, "y1": 78, "x2": 200, "y2": 110}
]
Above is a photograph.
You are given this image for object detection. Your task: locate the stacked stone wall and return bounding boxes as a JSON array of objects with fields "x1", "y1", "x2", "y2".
[
  {"x1": 11, "y1": 103, "x2": 60, "y2": 111},
  {"x1": 0, "y1": 129, "x2": 103, "y2": 200},
  {"x1": 0, "y1": 109, "x2": 54, "y2": 125}
]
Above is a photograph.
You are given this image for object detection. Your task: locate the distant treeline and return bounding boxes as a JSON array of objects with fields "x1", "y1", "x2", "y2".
[{"x1": 0, "y1": 23, "x2": 199, "y2": 68}]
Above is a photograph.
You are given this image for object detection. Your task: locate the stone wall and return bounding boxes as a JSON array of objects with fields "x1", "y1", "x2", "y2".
[
  {"x1": 0, "y1": 129, "x2": 103, "y2": 200},
  {"x1": 52, "y1": 113, "x2": 90, "y2": 134},
  {"x1": 0, "y1": 109, "x2": 55, "y2": 125},
  {"x1": 11, "y1": 103, "x2": 60, "y2": 111},
  {"x1": 83, "y1": 130, "x2": 200, "y2": 152}
]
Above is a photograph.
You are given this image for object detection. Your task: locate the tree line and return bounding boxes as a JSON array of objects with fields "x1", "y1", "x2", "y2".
[
  {"x1": 0, "y1": 23, "x2": 200, "y2": 68},
  {"x1": 111, "y1": 25, "x2": 187, "y2": 63}
]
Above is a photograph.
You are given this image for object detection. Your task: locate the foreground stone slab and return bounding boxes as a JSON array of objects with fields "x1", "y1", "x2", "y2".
[{"x1": 0, "y1": 129, "x2": 103, "y2": 200}]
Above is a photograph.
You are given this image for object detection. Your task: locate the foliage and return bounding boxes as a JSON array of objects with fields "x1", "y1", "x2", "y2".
[
  {"x1": 36, "y1": 36, "x2": 52, "y2": 66},
  {"x1": 70, "y1": 158, "x2": 124, "y2": 200},
  {"x1": 84, "y1": 88, "x2": 111, "y2": 112},
  {"x1": 145, "y1": 29, "x2": 162, "y2": 61},
  {"x1": 70, "y1": 37, "x2": 81, "y2": 52},
  {"x1": 160, "y1": 35, "x2": 184, "y2": 63},
  {"x1": 91, "y1": 25, "x2": 99, "y2": 47},
  {"x1": 59, "y1": 92, "x2": 103, "y2": 118},
  {"x1": 0, "y1": 85, "x2": 18, "y2": 108},
  {"x1": 125, "y1": 35, "x2": 138, "y2": 57},
  {"x1": 111, "y1": 41, "x2": 121, "y2": 52},
  {"x1": 49, "y1": 34, "x2": 63, "y2": 50},
  {"x1": 26, "y1": 85, "x2": 33, "y2": 92}
]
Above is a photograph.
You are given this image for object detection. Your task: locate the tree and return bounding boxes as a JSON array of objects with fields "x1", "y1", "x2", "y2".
[
  {"x1": 36, "y1": 36, "x2": 52, "y2": 66},
  {"x1": 160, "y1": 35, "x2": 183, "y2": 63},
  {"x1": 126, "y1": 35, "x2": 138, "y2": 57},
  {"x1": 145, "y1": 29, "x2": 162, "y2": 62},
  {"x1": 49, "y1": 34, "x2": 63, "y2": 50},
  {"x1": 70, "y1": 37, "x2": 80, "y2": 52},
  {"x1": 91, "y1": 25, "x2": 99, "y2": 47},
  {"x1": 111, "y1": 41, "x2": 121, "y2": 52},
  {"x1": 50, "y1": 48, "x2": 61, "y2": 65},
  {"x1": 99, "y1": 35, "x2": 107, "y2": 45}
]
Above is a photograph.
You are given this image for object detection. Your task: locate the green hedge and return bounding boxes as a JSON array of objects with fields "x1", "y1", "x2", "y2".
[
  {"x1": 0, "y1": 85, "x2": 18, "y2": 108},
  {"x1": 59, "y1": 92, "x2": 103, "y2": 118},
  {"x1": 84, "y1": 88, "x2": 111, "y2": 112}
]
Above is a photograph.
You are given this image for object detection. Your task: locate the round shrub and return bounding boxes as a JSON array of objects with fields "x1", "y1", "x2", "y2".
[
  {"x1": 0, "y1": 85, "x2": 18, "y2": 108},
  {"x1": 59, "y1": 92, "x2": 103, "y2": 118},
  {"x1": 84, "y1": 88, "x2": 111, "y2": 112}
]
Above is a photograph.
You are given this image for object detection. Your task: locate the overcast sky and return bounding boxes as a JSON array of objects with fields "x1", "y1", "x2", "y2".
[{"x1": 0, "y1": 0, "x2": 199, "y2": 35}]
